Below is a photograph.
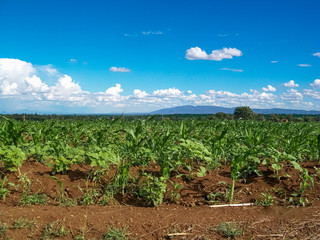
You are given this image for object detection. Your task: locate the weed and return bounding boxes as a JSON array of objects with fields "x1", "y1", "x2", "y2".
[
  {"x1": 218, "y1": 181, "x2": 232, "y2": 202},
  {"x1": 216, "y1": 222, "x2": 243, "y2": 239},
  {"x1": 256, "y1": 191, "x2": 274, "y2": 206},
  {"x1": 0, "y1": 222, "x2": 7, "y2": 236},
  {"x1": 20, "y1": 193, "x2": 48, "y2": 205},
  {"x1": 42, "y1": 220, "x2": 70, "y2": 240},
  {"x1": 169, "y1": 180, "x2": 183, "y2": 203},
  {"x1": 138, "y1": 173, "x2": 167, "y2": 206},
  {"x1": 12, "y1": 217, "x2": 36, "y2": 229},
  {"x1": 207, "y1": 192, "x2": 221, "y2": 205},
  {"x1": 313, "y1": 167, "x2": 320, "y2": 179},
  {"x1": 78, "y1": 182, "x2": 99, "y2": 205},
  {"x1": 18, "y1": 172, "x2": 47, "y2": 205},
  {"x1": 102, "y1": 226, "x2": 128, "y2": 240},
  {"x1": 196, "y1": 166, "x2": 207, "y2": 177},
  {"x1": 51, "y1": 176, "x2": 76, "y2": 206}
]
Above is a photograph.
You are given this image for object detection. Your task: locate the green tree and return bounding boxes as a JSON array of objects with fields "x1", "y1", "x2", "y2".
[
  {"x1": 215, "y1": 112, "x2": 228, "y2": 120},
  {"x1": 233, "y1": 106, "x2": 254, "y2": 120}
]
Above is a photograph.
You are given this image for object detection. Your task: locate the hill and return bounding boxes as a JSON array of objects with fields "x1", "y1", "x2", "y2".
[{"x1": 150, "y1": 105, "x2": 320, "y2": 115}]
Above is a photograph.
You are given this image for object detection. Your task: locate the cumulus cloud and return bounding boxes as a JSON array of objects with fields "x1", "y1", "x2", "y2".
[
  {"x1": 262, "y1": 85, "x2": 276, "y2": 92},
  {"x1": 313, "y1": 52, "x2": 320, "y2": 57},
  {"x1": 0, "y1": 58, "x2": 85, "y2": 103},
  {"x1": 284, "y1": 80, "x2": 299, "y2": 88},
  {"x1": 221, "y1": 68, "x2": 243, "y2": 72},
  {"x1": 281, "y1": 89, "x2": 303, "y2": 103},
  {"x1": 0, "y1": 58, "x2": 44, "y2": 95},
  {"x1": 1, "y1": 58, "x2": 318, "y2": 113},
  {"x1": 297, "y1": 64, "x2": 311, "y2": 67},
  {"x1": 109, "y1": 67, "x2": 130, "y2": 72},
  {"x1": 133, "y1": 89, "x2": 148, "y2": 98},
  {"x1": 185, "y1": 47, "x2": 242, "y2": 61},
  {"x1": 153, "y1": 87, "x2": 182, "y2": 97},
  {"x1": 310, "y1": 79, "x2": 320, "y2": 88},
  {"x1": 105, "y1": 84, "x2": 123, "y2": 95},
  {"x1": 25, "y1": 75, "x2": 49, "y2": 92}
]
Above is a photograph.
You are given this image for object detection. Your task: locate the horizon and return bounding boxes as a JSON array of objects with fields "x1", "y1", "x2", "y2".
[{"x1": 0, "y1": 0, "x2": 319, "y2": 114}]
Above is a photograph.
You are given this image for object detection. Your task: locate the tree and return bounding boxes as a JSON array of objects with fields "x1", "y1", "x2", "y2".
[
  {"x1": 215, "y1": 112, "x2": 228, "y2": 120},
  {"x1": 254, "y1": 113, "x2": 265, "y2": 121},
  {"x1": 233, "y1": 106, "x2": 254, "y2": 120}
]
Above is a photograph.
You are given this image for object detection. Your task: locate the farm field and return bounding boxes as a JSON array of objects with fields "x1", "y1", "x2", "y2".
[{"x1": 0, "y1": 116, "x2": 320, "y2": 239}]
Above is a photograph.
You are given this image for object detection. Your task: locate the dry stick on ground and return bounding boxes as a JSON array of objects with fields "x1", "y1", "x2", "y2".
[
  {"x1": 167, "y1": 232, "x2": 189, "y2": 236},
  {"x1": 256, "y1": 234, "x2": 284, "y2": 238}
]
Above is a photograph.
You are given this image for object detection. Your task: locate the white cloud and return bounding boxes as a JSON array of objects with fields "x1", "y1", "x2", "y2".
[
  {"x1": 142, "y1": 31, "x2": 163, "y2": 35},
  {"x1": 153, "y1": 87, "x2": 182, "y2": 97},
  {"x1": 1, "y1": 58, "x2": 319, "y2": 113},
  {"x1": 284, "y1": 80, "x2": 299, "y2": 88},
  {"x1": 297, "y1": 64, "x2": 311, "y2": 67},
  {"x1": 281, "y1": 89, "x2": 303, "y2": 103},
  {"x1": 262, "y1": 85, "x2": 276, "y2": 92},
  {"x1": 217, "y1": 33, "x2": 239, "y2": 37},
  {"x1": 271, "y1": 61, "x2": 279, "y2": 63},
  {"x1": 302, "y1": 101, "x2": 313, "y2": 106},
  {"x1": 0, "y1": 81, "x2": 18, "y2": 95},
  {"x1": 221, "y1": 68, "x2": 244, "y2": 72},
  {"x1": 36, "y1": 64, "x2": 58, "y2": 75},
  {"x1": 109, "y1": 67, "x2": 130, "y2": 72},
  {"x1": 44, "y1": 75, "x2": 84, "y2": 101},
  {"x1": 105, "y1": 84, "x2": 123, "y2": 95},
  {"x1": 25, "y1": 75, "x2": 49, "y2": 92},
  {"x1": 185, "y1": 47, "x2": 242, "y2": 61},
  {"x1": 313, "y1": 52, "x2": 320, "y2": 57},
  {"x1": 304, "y1": 89, "x2": 320, "y2": 100},
  {"x1": 0, "y1": 58, "x2": 37, "y2": 95},
  {"x1": 310, "y1": 79, "x2": 320, "y2": 88},
  {"x1": 70, "y1": 59, "x2": 77, "y2": 62},
  {"x1": 133, "y1": 89, "x2": 148, "y2": 98}
]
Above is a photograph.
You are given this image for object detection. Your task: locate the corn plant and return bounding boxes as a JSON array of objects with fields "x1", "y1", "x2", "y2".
[
  {"x1": 0, "y1": 116, "x2": 25, "y2": 146},
  {"x1": 289, "y1": 169, "x2": 314, "y2": 206},
  {"x1": 0, "y1": 176, "x2": 12, "y2": 201}
]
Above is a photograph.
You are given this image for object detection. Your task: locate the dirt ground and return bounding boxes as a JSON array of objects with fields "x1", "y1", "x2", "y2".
[{"x1": 0, "y1": 160, "x2": 320, "y2": 239}]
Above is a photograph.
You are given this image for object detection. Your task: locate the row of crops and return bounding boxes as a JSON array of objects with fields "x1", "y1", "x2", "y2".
[{"x1": 0, "y1": 116, "x2": 320, "y2": 206}]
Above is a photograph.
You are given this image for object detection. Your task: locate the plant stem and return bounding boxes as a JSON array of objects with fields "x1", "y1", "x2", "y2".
[{"x1": 230, "y1": 179, "x2": 235, "y2": 203}]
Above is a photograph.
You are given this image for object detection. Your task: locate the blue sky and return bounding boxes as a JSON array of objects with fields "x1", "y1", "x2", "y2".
[{"x1": 0, "y1": 0, "x2": 319, "y2": 113}]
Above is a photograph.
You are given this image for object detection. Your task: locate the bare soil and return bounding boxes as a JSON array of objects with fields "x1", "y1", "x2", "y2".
[{"x1": 0, "y1": 160, "x2": 320, "y2": 239}]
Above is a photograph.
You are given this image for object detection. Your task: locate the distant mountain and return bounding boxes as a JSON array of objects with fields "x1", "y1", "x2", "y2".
[{"x1": 150, "y1": 105, "x2": 320, "y2": 115}]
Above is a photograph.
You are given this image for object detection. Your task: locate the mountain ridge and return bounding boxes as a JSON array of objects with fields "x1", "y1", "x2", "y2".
[{"x1": 150, "y1": 105, "x2": 320, "y2": 115}]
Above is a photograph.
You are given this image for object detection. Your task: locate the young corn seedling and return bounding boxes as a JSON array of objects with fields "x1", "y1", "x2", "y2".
[
  {"x1": 289, "y1": 168, "x2": 314, "y2": 206},
  {"x1": 0, "y1": 176, "x2": 14, "y2": 202}
]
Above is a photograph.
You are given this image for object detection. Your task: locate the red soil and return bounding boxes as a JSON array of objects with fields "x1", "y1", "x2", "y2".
[{"x1": 0, "y1": 160, "x2": 319, "y2": 239}]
